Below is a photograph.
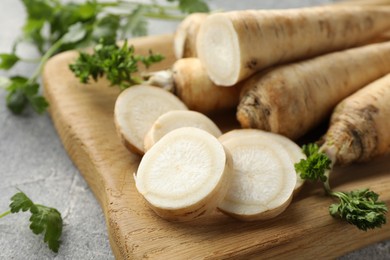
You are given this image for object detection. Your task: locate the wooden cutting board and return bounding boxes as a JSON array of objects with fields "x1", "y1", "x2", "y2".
[{"x1": 42, "y1": 34, "x2": 390, "y2": 259}]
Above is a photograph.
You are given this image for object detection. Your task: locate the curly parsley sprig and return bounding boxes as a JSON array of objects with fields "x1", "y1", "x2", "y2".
[
  {"x1": 69, "y1": 40, "x2": 164, "y2": 89},
  {"x1": 295, "y1": 143, "x2": 388, "y2": 231},
  {"x1": 0, "y1": 191, "x2": 63, "y2": 253}
]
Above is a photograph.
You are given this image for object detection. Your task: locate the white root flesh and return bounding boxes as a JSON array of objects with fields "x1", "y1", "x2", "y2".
[
  {"x1": 218, "y1": 129, "x2": 297, "y2": 221},
  {"x1": 114, "y1": 85, "x2": 188, "y2": 155},
  {"x1": 219, "y1": 129, "x2": 305, "y2": 194},
  {"x1": 135, "y1": 127, "x2": 233, "y2": 221},
  {"x1": 144, "y1": 110, "x2": 222, "y2": 151}
]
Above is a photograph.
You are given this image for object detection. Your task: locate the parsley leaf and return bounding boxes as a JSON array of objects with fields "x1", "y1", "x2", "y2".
[
  {"x1": 1, "y1": 191, "x2": 63, "y2": 253},
  {"x1": 296, "y1": 143, "x2": 388, "y2": 231},
  {"x1": 69, "y1": 40, "x2": 164, "y2": 89},
  {"x1": 329, "y1": 189, "x2": 388, "y2": 231},
  {"x1": 122, "y1": 5, "x2": 148, "y2": 37},
  {"x1": 0, "y1": 53, "x2": 20, "y2": 70},
  {"x1": 294, "y1": 143, "x2": 332, "y2": 182},
  {"x1": 4, "y1": 76, "x2": 48, "y2": 114},
  {"x1": 167, "y1": 0, "x2": 209, "y2": 13}
]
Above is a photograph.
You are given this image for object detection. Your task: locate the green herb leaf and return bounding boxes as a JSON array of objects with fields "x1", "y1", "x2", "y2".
[
  {"x1": 8, "y1": 191, "x2": 63, "y2": 253},
  {"x1": 122, "y1": 5, "x2": 148, "y2": 37},
  {"x1": 9, "y1": 192, "x2": 36, "y2": 213},
  {"x1": 167, "y1": 0, "x2": 209, "y2": 13},
  {"x1": 0, "y1": 53, "x2": 20, "y2": 70},
  {"x1": 294, "y1": 143, "x2": 332, "y2": 182},
  {"x1": 69, "y1": 40, "x2": 164, "y2": 89},
  {"x1": 61, "y1": 22, "x2": 88, "y2": 45},
  {"x1": 5, "y1": 76, "x2": 48, "y2": 114},
  {"x1": 330, "y1": 189, "x2": 388, "y2": 231},
  {"x1": 20, "y1": 0, "x2": 57, "y2": 53},
  {"x1": 30, "y1": 205, "x2": 63, "y2": 253},
  {"x1": 91, "y1": 15, "x2": 121, "y2": 45}
]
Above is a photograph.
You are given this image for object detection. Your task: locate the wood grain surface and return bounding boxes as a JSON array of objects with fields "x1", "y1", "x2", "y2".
[{"x1": 42, "y1": 34, "x2": 390, "y2": 259}]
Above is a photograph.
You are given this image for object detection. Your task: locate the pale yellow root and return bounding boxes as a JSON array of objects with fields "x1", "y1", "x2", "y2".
[
  {"x1": 237, "y1": 41, "x2": 390, "y2": 140},
  {"x1": 174, "y1": 13, "x2": 208, "y2": 59},
  {"x1": 172, "y1": 58, "x2": 242, "y2": 113},
  {"x1": 321, "y1": 73, "x2": 390, "y2": 166},
  {"x1": 146, "y1": 58, "x2": 242, "y2": 114},
  {"x1": 197, "y1": 6, "x2": 390, "y2": 86}
]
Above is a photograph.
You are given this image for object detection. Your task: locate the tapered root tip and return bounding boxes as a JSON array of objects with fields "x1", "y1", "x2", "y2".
[{"x1": 197, "y1": 13, "x2": 240, "y2": 86}]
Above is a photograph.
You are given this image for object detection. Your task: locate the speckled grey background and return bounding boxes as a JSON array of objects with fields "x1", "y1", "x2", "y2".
[{"x1": 0, "y1": 0, "x2": 389, "y2": 259}]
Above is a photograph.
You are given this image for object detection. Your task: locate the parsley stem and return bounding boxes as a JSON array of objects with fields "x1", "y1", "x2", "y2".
[
  {"x1": 118, "y1": 0, "x2": 180, "y2": 11},
  {"x1": 28, "y1": 38, "x2": 63, "y2": 84},
  {"x1": 20, "y1": 57, "x2": 42, "y2": 63},
  {"x1": 143, "y1": 12, "x2": 186, "y2": 20},
  {"x1": 0, "y1": 210, "x2": 11, "y2": 219},
  {"x1": 323, "y1": 168, "x2": 332, "y2": 194}
]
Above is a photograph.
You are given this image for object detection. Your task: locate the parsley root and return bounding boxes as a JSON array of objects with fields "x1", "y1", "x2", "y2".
[
  {"x1": 218, "y1": 129, "x2": 297, "y2": 221},
  {"x1": 144, "y1": 110, "x2": 222, "y2": 151},
  {"x1": 218, "y1": 129, "x2": 306, "y2": 194},
  {"x1": 237, "y1": 41, "x2": 390, "y2": 140},
  {"x1": 135, "y1": 127, "x2": 233, "y2": 221},
  {"x1": 114, "y1": 85, "x2": 188, "y2": 155},
  {"x1": 147, "y1": 58, "x2": 242, "y2": 114},
  {"x1": 197, "y1": 6, "x2": 390, "y2": 86}
]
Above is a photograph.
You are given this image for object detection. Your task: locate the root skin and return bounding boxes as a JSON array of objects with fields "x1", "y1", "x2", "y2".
[
  {"x1": 197, "y1": 6, "x2": 390, "y2": 86},
  {"x1": 323, "y1": 74, "x2": 390, "y2": 165},
  {"x1": 237, "y1": 41, "x2": 390, "y2": 140},
  {"x1": 172, "y1": 58, "x2": 241, "y2": 114}
]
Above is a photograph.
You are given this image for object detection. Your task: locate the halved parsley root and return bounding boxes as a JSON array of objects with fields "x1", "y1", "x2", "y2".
[
  {"x1": 144, "y1": 110, "x2": 222, "y2": 151},
  {"x1": 218, "y1": 129, "x2": 297, "y2": 221},
  {"x1": 295, "y1": 74, "x2": 390, "y2": 230},
  {"x1": 114, "y1": 85, "x2": 187, "y2": 155},
  {"x1": 146, "y1": 58, "x2": 241, "y2": 114},
  {"x1": 196, "y1": 6, "x2": 390, "y2": 86},
  {"x1": 237, "y1": 41, "x2": 390, "y2": 140},
  {"x1": 135, "y1": 127, "x2": 233, "y2": 221},
  {"x1": 174, "y1": 13, "x2": 208, "y2": 59},
  {"x1": 219, "y1": 129, "x2": 305, "y2": 194}
]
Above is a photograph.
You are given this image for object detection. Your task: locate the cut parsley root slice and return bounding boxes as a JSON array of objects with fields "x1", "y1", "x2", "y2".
[
  {"x1": 218, "y1": 129, "x2": 305, "y2": 194},
  {"x1": 144, "y1": 110, "x2": 222, "y2": 151},
  {"x1": 135, "y1": 127, "x2": 233, "y2": 221},
  {"x1": 218, "y1": 129, "x2": 297, "y2": 221},
  {"x1": 114, "y1": 85, "x2": 188, "y2": 155}
]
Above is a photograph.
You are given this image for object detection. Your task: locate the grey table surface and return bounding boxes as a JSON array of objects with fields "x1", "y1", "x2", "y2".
[{"x1": 0, "y1": 0, "x2": 389, "y2": 259}]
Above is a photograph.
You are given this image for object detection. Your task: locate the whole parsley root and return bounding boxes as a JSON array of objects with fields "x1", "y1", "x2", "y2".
[
  {"x1": 196, "y1": 6, "x2": 390, "y2": 86},
  {"x1": 295, "y1": 74, "x2": 390, "y2": 230},
  {"x1": 237, "y1": 41, "x2": 390, "y2": 140}
]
